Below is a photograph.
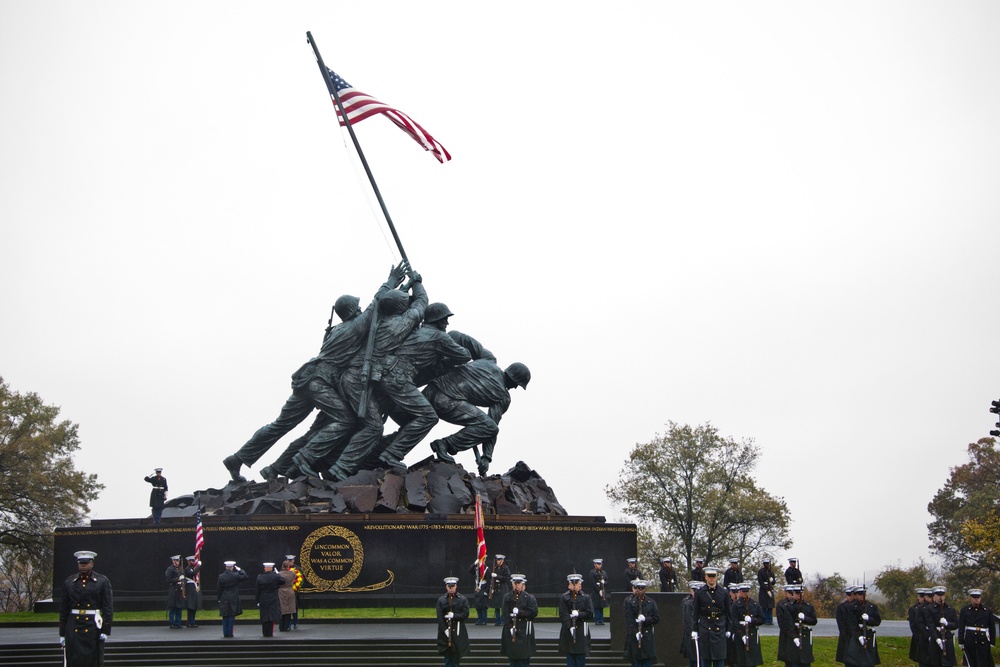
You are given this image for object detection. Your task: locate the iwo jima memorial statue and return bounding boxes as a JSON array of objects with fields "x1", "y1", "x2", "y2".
[{"x1": 48, "y1": 33, "x2": 636, "y2": 611}]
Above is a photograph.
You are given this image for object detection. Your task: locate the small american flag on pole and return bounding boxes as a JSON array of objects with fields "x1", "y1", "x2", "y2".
[
  {"x1": 326, "y1": 69, "x2": 451, "y2": 163},
  {"x1": 194, "y1": 497, "x2": 204, "y2": 590},
  {"x1": 474, "y1": 493, "x2": 487, "y2": 581}
]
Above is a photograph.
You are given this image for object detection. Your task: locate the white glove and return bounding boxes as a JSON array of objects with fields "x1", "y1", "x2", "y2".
[
  {"x1": 445, "y1": 612, "x2": 454, "y2": 620},
  {"x1": 940, "y1": 617, "x2": 947, "y2": 626},
  {"x1": 794, "y1": 638, "x2": 801, "y2": 647},
  {"x1": 570, "y1": 610, "x2": 579, "y2": 618},
  {"x1": 726, "y1": 631, "x2": 732, "y2": 638},
  {"x1": 937, "y1": 639, "x2": 945, "y2": 649},
  {"x1": 798, "y1": 612, "x2": 805, "y2": 620},
  {"x1": 691, "y1": 631, "x2": 699, "y2": 639},
  {"x1": 178, "y1": 575, "x2": 186, "y2": 582},
  {"x1": 743, "y1": 636, "x2": 749, "y2": 645},
  {"x1": 491, "y1": 573, "x2": 498, "y2": 578},
  {"x1": 744, "y1": 615, "x2": 752, "y2": 623},
  {"x1": 59, "y1": 638, "x2": 65, "y2": 647},
  {"x1": 99, "y1": 634, "x2": 107, "y2": 641},
  {"x1": 512, "y1": 607, "x2": 519, "y2": 616},
  {"x1": 637, "y1": 614, "x2": 645, "y2": 623},
  {"x1": 859, "y1": 636, "x2": 866, "y2": 645},
  {"x1": 636, "y1": 631, "x2": 643, "y2": 642},
  {"x1": 861, "y1": 613, "x2": 869, "y2": 621}
]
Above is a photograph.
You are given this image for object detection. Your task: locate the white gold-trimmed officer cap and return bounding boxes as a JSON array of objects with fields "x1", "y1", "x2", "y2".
[
  {"x1": 627, "y1": 557, "x2": 637, "y2": 563},
  {"x1": 444, "y1": 576, "x2": 459, "y2": 585},
  {"x1": 689, "y1": 580, "x2": 706, "y2": 589},
  {"x1": 224, "y1": 560, "x2": 236, "y2": 567},
  {"x1": 739, "y1": 583, "x2": 751, "y2": 591},
  {"x1": 695, "y1": 557, "x2": 705, "y2": 563},
  {"x1": 969, "y1": 589, "x2": 983, "y2": 596},
  {"x1": 186, "y1": 555, "x2": 197, "y2": 561},
  {"x1": 567, "y1": 573, "x2": 583, "y2": 582},
  {"x1": 171, "y1": 554, "x2": 181, "y2": 560},
  {"x1": 631, "y1": 579, "x2": 648, "y2": 588},
  {"x1": 932, "y1": 586, "x2": 947, "y2": 594},
  {"x1": 285, "y1": 554, "x2": 296, "y2": 561},
  {"x1": 704, "y1": 567, "x2": 718, "y2": 576},
  {"x1": 263, "y1": 562, "x2": 275, "y2": 568},
  {"x1": 762, "y1": 558, "x2": 771, "y2": 563},
  {"x1": 788, "y1": 557, "x2": 798, "y2": 562},
  {"x1": 661, "y1": 557, "x2": 672, "y2": 563},
  {"x1": 154, "y1": 467, "x2": 163, "y2": 472},
  {"x1": 495, "y1": 554, "x2": 506, "y2": 560},
  {"x1": 74, "y1": 550, "x2": 97, "y2": 562},
  {"x1": 592, "y1": 558, "x2": 603, "y2": 564},
  {"x1": 511, "y1": 574, "x2": 526, "y2": 583},
  {"x1": 729, "y1": 558, "x2": 739, "y2": 563},
  {"x1": 727, "y1": 583, "x2": 740, "y2": 591}
]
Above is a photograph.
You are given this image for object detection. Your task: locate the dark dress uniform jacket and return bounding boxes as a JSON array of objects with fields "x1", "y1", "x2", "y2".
[
  {"x1": 255, "y1": 571, "x2": 284, "y2": 623},
  {"x1": 843, "y1": 600, "x2": 882, "y2": 667},
  {"x1": 757, "y1": 567, "x2": 777, "y2": 609},
  {"x1": 923, "y1": 602, "x2": 959, "y2": 667},
  {"x1": 835, "y1": 599, "x2": 852, "y2": 663},
  {"x1": 60, "y1": 570, "x2": 114, "y2": 667},
  {"x1": 217, "y1": 568, "x2": 247, "y2": 617},
  {"x1": 775, "y1": 598, "x2": 792, "y2": 663},
  {"x1": 501, "y1": 590, "x2": 538, "y2": 660},
  {"x1": 184, "y1": 563, "x2": 202, "y2": 611},
  {"x1": 623, "y1": 593, "x2": 659, "y2": 663},
  {"x1": 957, "y1": 603, "x2": 995, "y2": 667},
  {"x1": 692, "y1": 566, "x2": 706, "y2": 582},
  {"x1": 908, "y1": 602, "x2": 928, "y2": 663},
  {"x1": 589, "y1": 567, "x2": 608, "y2": 610},
  {"x1": 779, "y1": 600, "x2": 818, "y2": 664},
  {"x1": 731, "y1": 597, "x2": 765, "y2": 667},
  {"x1": 558, "y1": 589, "x2": 594, "y2": 655},
  {"x1": 436, "y1": 592, "x2": 471, "y2": 659},
  {"x1": 784, "y1": 566, "x2": 803, "y2": 585},
  {"x1": 723, "y1": 567, "x2": 744, "y2": 589},
  {"x1": 694, "y1": 584, "x2": 732, "y2": 660}
]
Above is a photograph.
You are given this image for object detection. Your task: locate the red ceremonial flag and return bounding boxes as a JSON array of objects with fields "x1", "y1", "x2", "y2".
[
  {"x1": 474, "y1": 493, "x2": 487, "y2": 580},
  {"x1": 327, "y1": 69, "x2": 451, "y2": 163}
]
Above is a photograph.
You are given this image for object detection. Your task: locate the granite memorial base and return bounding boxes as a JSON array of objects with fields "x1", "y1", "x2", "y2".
[{"x1": 43, "y1": 514, "x2": 637, "y2": 612}]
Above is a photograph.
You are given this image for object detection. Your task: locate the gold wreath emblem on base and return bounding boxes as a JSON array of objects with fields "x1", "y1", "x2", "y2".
[{"x1": 299, "y1": 525, "x2": 394, "y2": 592}]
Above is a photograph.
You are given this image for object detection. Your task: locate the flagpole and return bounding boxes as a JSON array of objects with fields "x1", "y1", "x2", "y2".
[{"x1": 306, "y1": 31, "x2": 409, "y2": 264}]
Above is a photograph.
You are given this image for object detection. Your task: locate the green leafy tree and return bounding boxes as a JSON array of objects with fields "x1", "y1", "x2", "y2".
[
  {"x1": 805, "y1": 572, "x2": 847, "y2": 617},
  {"x1": 0, "y1": 376, "x2": 103, "y2": 610},
  {"x1": 606, "y1": 422, "x2": 792, "y2": 573},
  {"x1": 873, "y1": 560, "x2": 939, "y2": 619},
  {"x1": 927, "y1": 438, "x2": 1000, "y2": 589}
]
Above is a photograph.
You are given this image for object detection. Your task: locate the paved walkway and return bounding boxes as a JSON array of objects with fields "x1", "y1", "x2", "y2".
[{"x1": 0, "y1": 619, "x2": 913, "y2": 645}]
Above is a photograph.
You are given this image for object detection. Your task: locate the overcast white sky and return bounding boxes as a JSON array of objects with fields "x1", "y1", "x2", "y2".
[{"x1": 2, "y1": 1, "x2": 999, "y2": 584}]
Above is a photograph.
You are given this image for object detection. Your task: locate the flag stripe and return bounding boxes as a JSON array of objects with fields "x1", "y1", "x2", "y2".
[{"x1": 328, "y1": 70, "x2": 451, "y2": 163}]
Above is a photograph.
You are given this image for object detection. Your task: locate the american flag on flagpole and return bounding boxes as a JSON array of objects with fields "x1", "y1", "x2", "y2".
[
  {"x1": 194, "y1": 497, "x2": 204, "y2": 590},
  {"x1": 474, "y1": 493, "x2": 487, "y2": 581},
  {"x1": 326, "y1": 69, "x2": 451, "y2": 163}
]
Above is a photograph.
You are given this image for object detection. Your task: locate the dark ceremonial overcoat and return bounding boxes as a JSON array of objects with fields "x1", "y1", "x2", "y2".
[
  {"x1": 254, "y1": 571, "x2": 284, "y2": 623},
  {"x1": 835, "y1": 599, "x2": 852, "y2": 662},
  {"x1": 558, "y1": 589, "x2": 594, "y2": 655},
  {"x1": 659, "y1": 565, "x2": 678, "y2": 592},
  {"x1": 923, "y1": 602, "x2": 959, "y2": 667},
  {"x1": 843, "y1": 600, "x2": 882, "y2": 667},
  {"x1": 183, "y1": 563, "x2": 201, "y2": 611},
  {"x1": 500, "y1": 590, "x2": 538, "y2": 660},
  {"x1": 958, "y1": 603, "x2": 996, "y2": 667},
  {"x1": 779, "y1": 600, "x2": 817, "y2": 664},
  {"x1": 908, "y1": 602, "x2": 928, "y2": 663},
  {"x1": 488, "y1": 562, "x2": 510, "y2": 610},
  {"x1": 694, "y1": 584, "x2": 732, "y2": 660},
  {"x1": 589, "y1": 567, "x2": 608, "y2": 610},
  {"x1": 784, "y1": 566, "x2": 803, "y2": 585},
  {"x1": 731, "y1": 597, "x2": 765, "y2": 667},
  {"x1": 165, "y1": 564, "x2": 185, "y2": 609},
  {"x1": 60, "y1": 570, "x2": 113, "y2": 667},
  {"x1": 436, "y1": 592, "x2": 471, "y2": 658},
  {"x1": 217, "y1": 568, "x2": 247, "y2": 617},
  {"x1": 691, "y1": 566, "x2": 706, "y2": 582},
  {"x1": 623, "y1": 593, "x2": 659, "y2": 663},
  {"x1": 680, "y1": 596, "x2": 699, "y2": 660},
  {"x1": 756, "y1": 566, "x2": 777, "y2": 609},
  {"x1": 775, "y1": 598, "x2": 791, "y2": 662},
  {"x1": 723, "y1": 566, "x2": 744, "y2": 588},
  {"x1": 623, "y1": 566, "x2": 643, "y2": 591},
  {"x1": 144, "y1": 474, "x2": 167, "y2": 508}
]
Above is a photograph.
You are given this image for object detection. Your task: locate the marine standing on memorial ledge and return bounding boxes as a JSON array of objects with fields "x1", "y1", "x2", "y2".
[{"x1": 143, "y1": 468, "x2": 167, "y2": 524}]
